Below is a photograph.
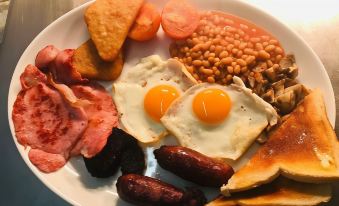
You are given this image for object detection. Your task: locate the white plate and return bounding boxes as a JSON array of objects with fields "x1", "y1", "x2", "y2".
[{"x1": 7, "y1": 0, "x2": 336, "y2": 205}]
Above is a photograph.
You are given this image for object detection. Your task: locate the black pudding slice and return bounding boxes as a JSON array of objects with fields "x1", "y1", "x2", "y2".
[{"x1": 83, "y1": 128, "x2": 146, "y2": 178}]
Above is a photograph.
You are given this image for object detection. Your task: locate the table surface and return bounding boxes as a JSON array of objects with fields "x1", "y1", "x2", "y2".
[{"x1": 1, "y1": 0, "x2": 338, "y2": 205}]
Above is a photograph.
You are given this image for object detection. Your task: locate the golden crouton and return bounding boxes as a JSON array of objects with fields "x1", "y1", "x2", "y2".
[
  {"x1": 85, "y1": 0, "x2": 144, "y2": 61},
  {"x1": 72, "y1": 39, "x2": 124, "y2": 81}
]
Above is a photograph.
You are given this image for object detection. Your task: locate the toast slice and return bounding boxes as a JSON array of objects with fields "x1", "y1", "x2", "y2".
[
  {"x1": 222, "y1": 89, "x2": 339, "y2": 194},
  {"x1": 85, "y1": 0, "x2": 144, "y2": 61},
  {"x1": 208, "y1": 177, "x2": 331, "y2": 206}
]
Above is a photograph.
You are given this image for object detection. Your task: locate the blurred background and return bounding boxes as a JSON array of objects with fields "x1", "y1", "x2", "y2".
[{"x1": 0, "y1": 0, "x2": 338, "y2": 205}]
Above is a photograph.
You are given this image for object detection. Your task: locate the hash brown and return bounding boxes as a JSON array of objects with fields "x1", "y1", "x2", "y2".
[{"x1": 72, "y1": 39, "x2": 123, "y2": 81}]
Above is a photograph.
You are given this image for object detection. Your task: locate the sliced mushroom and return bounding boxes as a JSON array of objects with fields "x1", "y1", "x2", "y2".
[
  {"x1": 284, "y1": 83, "x2": 309, "y2": 103},
  {"x1": 284, "y1": 78, "x2": 298, "y2": 88},
  {"x1": 263, "y1": 66, "x2": 276, "y2": 82},
  {"x1": 248, "y1": 76, "x2": 255, "y2": 88},
  {"x1": 262, "y1": 88, "x2": 275, "y2": 103},
  {"x1": 275, "y1": 90, "x2": 296, "y2": 115},
  {"x1": 279, "y1": 54, "x2": 295, "y2": 68},
  {"x1": 287, "y1": 65, "x2": 298, "y2": 79},
  {"x1": 272, "y1": 79, "x2": 285, "y2": 97}
]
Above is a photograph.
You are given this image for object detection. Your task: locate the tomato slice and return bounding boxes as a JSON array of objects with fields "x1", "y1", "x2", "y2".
[
  {"x1": 161, "y1": 0, "x2": 200, "y2": 39},
  {"x1": 128, "y1": 3, "x2": 161, "y2": 41}
]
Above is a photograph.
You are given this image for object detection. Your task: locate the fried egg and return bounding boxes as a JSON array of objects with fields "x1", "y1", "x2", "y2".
[
  {"x1": 113, "y1": 55, "x2": 197, "y2": 143},
  {"x1": 161, "y1": 77, "x2": 278, "y2": 160}
]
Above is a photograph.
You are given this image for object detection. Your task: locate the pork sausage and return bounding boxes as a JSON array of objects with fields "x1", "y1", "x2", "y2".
[
  {"x1": 154, "y1": 146, "x2": 234, "y2": 187},
  {"x1": 116, "y1": 174, "x2": 206, "y2": 206}
]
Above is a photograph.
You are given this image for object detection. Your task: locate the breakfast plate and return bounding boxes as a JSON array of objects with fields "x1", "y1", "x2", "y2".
[{"x1": 7, "y1": 0, "x2": 336, "y2": 205}]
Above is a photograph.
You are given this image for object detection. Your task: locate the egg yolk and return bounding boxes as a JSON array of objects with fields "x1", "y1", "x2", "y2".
[
  {"x1": 192, "y1": 88, "x2": 231, "y2": 124},
  {"x1": 144, "y1": 85, "x2": 180, "y2": 122}
]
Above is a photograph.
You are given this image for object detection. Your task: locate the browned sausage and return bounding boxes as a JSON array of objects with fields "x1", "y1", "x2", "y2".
[
  {"x1": 154, "y1": 146, "x2": 234, "y2": 187},
  {"x1": 116, "y1": 174, "x2": 206, "y2": 206}
]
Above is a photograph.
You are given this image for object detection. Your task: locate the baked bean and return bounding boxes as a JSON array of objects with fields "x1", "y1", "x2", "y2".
[
  {"x1": 226, "y1": 44, "x2": 234, "y2": 52},
  {"x1": 276, "y1": 54, "x2": 283, "y2": 62},
  {"x1": 207, "y1": 76, "x2": 215, "y2": 83},
  {"x1": 255, "y1": 43, "x2": 264, "y2": 51},
  {"x1": 202, "y1": 68, "x2": 214, "y2": 75},
  {"x1": 273, "y1": 64, "x2": 280, "y2": 69},
  {"x1": 208, "y1": 56, "x2": 215, "y2": 63},
  {"x1": 187, "y1": 66, "x2": 194, "y2": 73},
  {"x1": 193, "y1": 60, "x2": 202, "y2": 66},
  {"x1": 221, "y1": 57, "x2": 233, "y2": 65},
  {"x1": 215, "y1": 45, "x2": 223, "y2": 54},
  {"x1": 227, "y1": 66, "x2": 234, "y2": 74},
  {"x1": 265, "y1": 45, "x2": 275, "y2": 52},
  {"x1": 203, "y1": 51, "x2": 210, "y2": 58},
  {"x1": 269, "y1": 39, "x2": 278, "y2": 45},
  {"x1": 258, "y1": 50, "x2": 271, "y2": 59},
  {"x1": 236, "y1": 50, "x2": 243, "y2": 58},
  {"x1": 234, "y1": 65, "x2": 241, "y2": 74},
  {"x1": 226, "y1": 74, "x2": 233, "y2": 81},
  {"x1": 241, "y1": 66, "x2": 248, "y2": 73},
  {"x1": 214, "y1": 61, "x2": 221, "y2": 67},
  {"x1": 236, "y1": 59, "x2": 247, "y2": 67},
  {"x1": 209, "y1": 45, "x2": 216, "y2": 52},
  {"x1": 266, "y1": 59, "x2": 273, "y2": 67},
  {"x1": 203, "y1": 60, "x2": 210, "y2": 67},
  {"x1": 186, "y1": 57, "x2": 192, "y2": 64},
  {"x1": 244, "y1": 48, "x2": 254, "y2": 55},
  {"x1": 275, "y1": 47, "x2": 283, "y2": 54},
  {"x1": 232, "y1": 48, "x2": 238, "y2": 54},
  {"x1": 239, "y1": 42, "x2": 247, "y2": 50},
  {"x1": 246, "y1": 56, "x2": 255, "y2": 64},
  {"x1": 219, "y1": 51, "x2": 228, "y2": 59},
  {"x1": 192, "y1": 38, "x2": 200, "y2": 45},
  {"x1": 237, "y1": 29, "x2": 245, "y2": 36},
  {"x1": 220, "y1": 40, "x2": 228, "y2": 47}
]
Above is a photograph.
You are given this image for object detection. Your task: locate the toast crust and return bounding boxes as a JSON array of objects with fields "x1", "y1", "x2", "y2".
[{"x1": 208, "y1": 177, "x2": 331, "y2": 206}]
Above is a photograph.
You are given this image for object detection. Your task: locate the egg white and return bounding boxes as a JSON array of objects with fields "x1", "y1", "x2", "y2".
[
  {"x1": 160, "y1": 77, "x2": 278, "y2": 160},
  {"x1": 112, "y1": 55, "x2": 197, "y2": 143}
]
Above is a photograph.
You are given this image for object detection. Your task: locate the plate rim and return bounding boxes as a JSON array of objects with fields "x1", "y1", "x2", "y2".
[{"x1": 7, "y1": 0, "x2": 336, "y2": 205}]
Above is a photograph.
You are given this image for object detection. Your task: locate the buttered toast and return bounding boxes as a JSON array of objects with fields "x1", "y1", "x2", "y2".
[
  {"x1": 222, "y1": 89, "x2": 339, "y2": 194},
  {"x1": 208, "y1": 177, "x2": 331, "y2": 206}
]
